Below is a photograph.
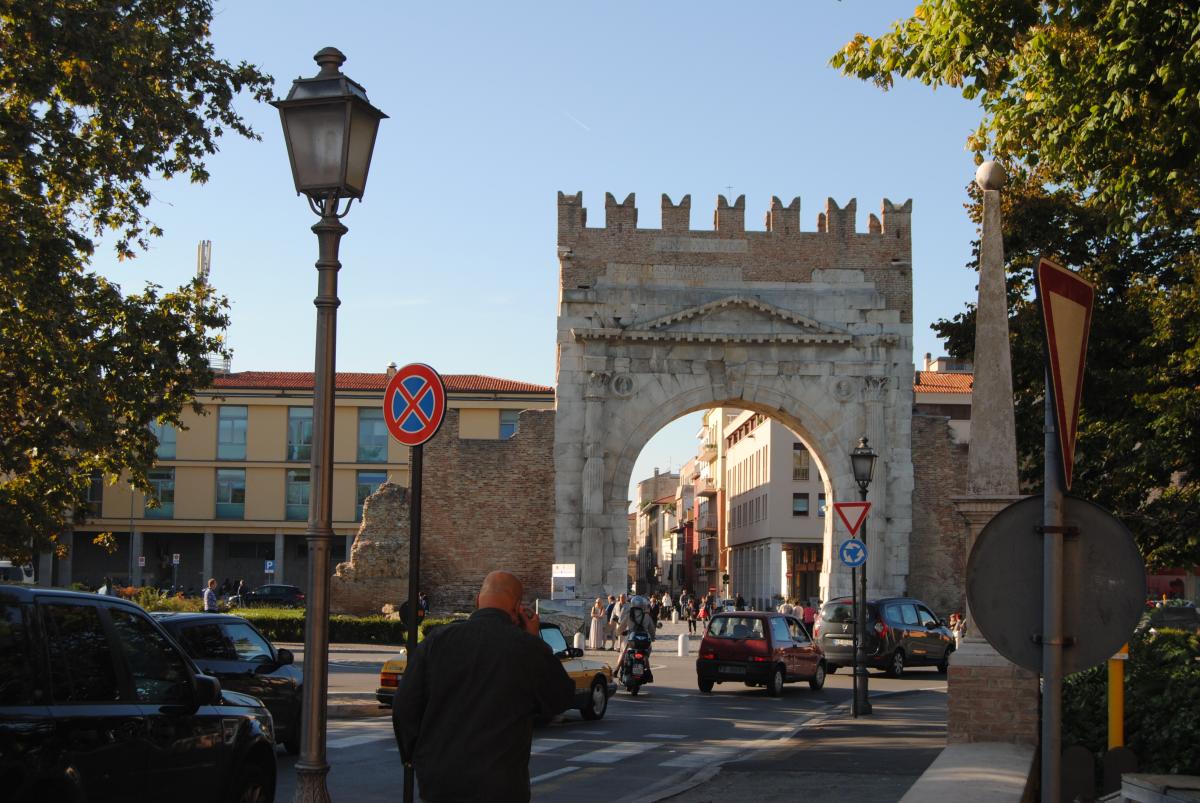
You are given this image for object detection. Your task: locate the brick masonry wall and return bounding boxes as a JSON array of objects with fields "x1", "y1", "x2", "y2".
[
  {"x1": 420, "y1": 408, "x2": 556, "y2": 613},
  {"x1": 908, "y1": 414, "x2": 969, "y2": 617},
  {"x1": 947, "y1": 664, "x2": 1040, "y2": 745}
]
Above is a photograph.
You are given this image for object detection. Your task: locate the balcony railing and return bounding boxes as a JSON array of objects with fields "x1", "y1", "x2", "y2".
[
  {"x1": 697, "y1": 514, "x2": 717, "y2": 532},
  {"x1": 695, "y1": 477, "x2": 717, "y2": 497}
]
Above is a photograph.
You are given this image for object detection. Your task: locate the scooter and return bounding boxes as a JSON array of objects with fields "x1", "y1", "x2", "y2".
[{"x1": 618, "y1": 629, "x2": 654, "y2": 695}]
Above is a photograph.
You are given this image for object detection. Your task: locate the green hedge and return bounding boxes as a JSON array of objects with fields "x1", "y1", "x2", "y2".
[
  {"x1": 235, "y1": 609, "x2": 466, "y2": 645},
  {"x1": 1063, "y1": 628, "x2": 1200, "y2": 775}
]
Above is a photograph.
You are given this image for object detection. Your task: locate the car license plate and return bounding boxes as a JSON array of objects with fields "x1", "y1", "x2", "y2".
[
  {"x1": 718, "y1": 665, "x2": 746, "y2": 676},
  {"x1": 632, "y1": 666, "x2": 643, "y2": 677},
  {"x1": 831, "y1": 638, "x2": 852, "y2": 646}
]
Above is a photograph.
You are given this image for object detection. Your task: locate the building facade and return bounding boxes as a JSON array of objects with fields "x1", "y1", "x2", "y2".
[{"x1": 54, "y1": 368, "x2": 553, "y2": 593}]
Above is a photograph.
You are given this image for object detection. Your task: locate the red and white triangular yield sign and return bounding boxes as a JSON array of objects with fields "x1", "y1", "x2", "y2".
[
  {"x1": 1036, "y1": 256, "x2": 1095, "y2": 490},
  {"x1": 833, "y1": 501, "x2": 871, "y2": 537}
]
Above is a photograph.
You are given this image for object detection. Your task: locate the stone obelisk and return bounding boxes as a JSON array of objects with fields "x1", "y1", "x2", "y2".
[{"x1": 946, "y1": 162, "x2": 1039, "y2": 745}]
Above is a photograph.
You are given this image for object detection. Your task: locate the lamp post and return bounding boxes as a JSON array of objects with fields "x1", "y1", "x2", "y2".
[
  {"x1": 850, "y1": 436, "x2": 877, "y2": 717},
  {"x1": 272, "y1": 47, "x2": 386, "y2": 803}
]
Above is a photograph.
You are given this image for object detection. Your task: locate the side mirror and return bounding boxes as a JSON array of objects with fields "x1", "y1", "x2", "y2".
[
  {"x1": 186, "y1": 674, "x2": 222, "y2": 710},
  {"x1": 927, "y1": 621, "x2": 940, "y2": 630},
  {"x1": 276, "y1": 647, "x2": 294, "y2": 666},
  {"x1": 938, "y1": 618, "x2": 948, "y2": 628}
]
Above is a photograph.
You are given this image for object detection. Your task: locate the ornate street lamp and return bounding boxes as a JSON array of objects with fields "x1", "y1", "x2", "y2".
[
  {"x1": 273, "y1": 47, "x2": 386, "y2": 803},
  {"x1": 850, "y1": 436, "x2": 877, "y2": 716}
]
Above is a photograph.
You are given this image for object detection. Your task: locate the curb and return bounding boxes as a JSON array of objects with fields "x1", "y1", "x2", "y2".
[{"x1": 329, "y1": 699, "x2": 391, "y2": 720}]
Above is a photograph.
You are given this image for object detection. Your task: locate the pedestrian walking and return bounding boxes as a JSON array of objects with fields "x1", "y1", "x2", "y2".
[
  {"x1": 735, "y1": 593, "x2": 746, "y2": 611},
  {"x1": 801, "y1": 600, "x2": 816, "y2": 629},
  {"x1": 612, "y1": 594, "x2": 628, "y2": 653},
  {"x1": 662, "y1": 591, "x2": 673, "y2": 620},
  {"x1": 588, "y1": 597, "x2": 605, "y2": 651},
  {"x1": 602, "y1": 595, "x2": 617, "y2": 650},
  {"x1": 392, "y1": 570, "x2": 574, "y2": 802},
  {"x1": 685, "y1": 595, "x2": 699, "y2": 634},
  {"x1": 202, "y1": 578, "x2": 219, "y2": 612},
  {"x1": 777, "y1": 598, "x2": 794, "y2": 616}
]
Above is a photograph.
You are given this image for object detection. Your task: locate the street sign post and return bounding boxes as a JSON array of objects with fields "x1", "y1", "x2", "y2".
[
  {"x1": 1033, "y1": 256, "x2": 1096, "y2": 803},
  {"x1": 833, "y1": 501, "x2": 872, "y2": 717},
  {"x1": 265, "y1": 559, "x2": 276, "y2": 576},
  {"x1": 384, "y1": 362, "x2": 448, "y2": 803}
]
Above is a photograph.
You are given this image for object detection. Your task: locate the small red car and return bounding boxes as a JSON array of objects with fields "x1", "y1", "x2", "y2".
[{"x1": 695, "y1": 611, "x2": 826, "y2": 696}]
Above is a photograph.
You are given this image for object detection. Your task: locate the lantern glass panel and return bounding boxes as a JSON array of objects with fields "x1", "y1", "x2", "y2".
[
  {"x1": 345, "y1": 102, "x2": 381, "y2": 197},
  {"x1": 850, "y1": 451, "x2": 876, "y2": 485},
  {"x1": 284, "y1": 104, "x2": 347, "y2": 192}
]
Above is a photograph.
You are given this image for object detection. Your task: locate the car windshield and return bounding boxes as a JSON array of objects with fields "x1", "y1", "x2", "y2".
[
  {"x1": 708, "y1": 616, "x2": 765, "y2": 640},
  {"x1": 820, "y1": 601, "x2": 855, "y2": 624}
]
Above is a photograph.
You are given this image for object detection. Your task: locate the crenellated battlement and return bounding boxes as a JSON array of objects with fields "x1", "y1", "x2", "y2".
[{"x1": 557, "y1": 192, "x2": 912, "y2": 239}]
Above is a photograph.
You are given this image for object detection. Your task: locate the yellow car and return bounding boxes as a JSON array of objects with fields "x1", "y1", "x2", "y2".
[{"x1": 377, "y1": 622, "x2": 616, "y2": 721}]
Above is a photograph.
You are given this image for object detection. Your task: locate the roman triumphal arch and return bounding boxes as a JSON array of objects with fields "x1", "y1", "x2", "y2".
[{"x1": 554, "y1": 191, "x2": 915, "y2": 602}]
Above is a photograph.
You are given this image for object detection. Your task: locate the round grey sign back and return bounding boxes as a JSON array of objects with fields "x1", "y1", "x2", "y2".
[{"x1": 966, "y1": 495, "x2": 1145, "y2": 674}]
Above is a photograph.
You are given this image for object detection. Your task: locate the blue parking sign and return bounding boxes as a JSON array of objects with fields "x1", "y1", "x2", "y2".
[{"x1": 264, "y1": 559, "x2": 275, "y2": 575}]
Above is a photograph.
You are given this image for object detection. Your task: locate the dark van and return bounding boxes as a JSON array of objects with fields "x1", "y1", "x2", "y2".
[
  {"x1": 0, "y1": 585, "x2": 277, "y2": 802},
  {"x1": 815, "y1": 596, "x2": 954, "y2": 677}
]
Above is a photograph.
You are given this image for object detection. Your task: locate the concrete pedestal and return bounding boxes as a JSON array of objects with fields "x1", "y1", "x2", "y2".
[{"x1": 947, "y1": 495, "x2": 1039, "y2": 746}]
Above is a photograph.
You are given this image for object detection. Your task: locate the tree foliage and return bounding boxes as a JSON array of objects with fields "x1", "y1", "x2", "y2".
[
  {"x1": 0, "y1": 1, "x2": 272, "y2": 561},
  {"x1": 832, "y1": 2, "x2": 1200, "y2": 567}
]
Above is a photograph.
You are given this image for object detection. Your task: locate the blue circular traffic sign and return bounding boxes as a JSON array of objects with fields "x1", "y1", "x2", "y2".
[
  {"x1": 383, "y1": 363, "x2": 447, "y2": 447},
  {"x1": 839, "y1": 538, "x2": 867, "y2": 567}
]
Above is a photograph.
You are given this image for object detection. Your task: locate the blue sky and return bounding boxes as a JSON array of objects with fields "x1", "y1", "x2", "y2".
[{"x1": 92, "y1": 1, "x2": 986, "y2": 497}]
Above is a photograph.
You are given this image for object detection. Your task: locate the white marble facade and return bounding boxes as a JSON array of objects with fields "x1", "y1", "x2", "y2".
[{"x1": 554, "y1": 192, "x2": 915, "y2": 603}]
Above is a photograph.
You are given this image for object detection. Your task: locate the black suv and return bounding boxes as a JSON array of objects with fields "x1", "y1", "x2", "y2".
[
  {"x1": 237, "y1": 584, "x2": 305, "y2": 608},
  {"x1": 0, "y1": 586, "x2": 277, "y2": 802},
  {"x1": 155, "y1": 612, "x2": 303, "y2": 754},
  {"x1": 815, "y1": 596, "x2": 954, "y2": 677}
]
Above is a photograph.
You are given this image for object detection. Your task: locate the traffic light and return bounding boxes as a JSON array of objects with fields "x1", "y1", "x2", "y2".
[{"x1": 722, "y1": 573, "x2": 730, "y2": 584}]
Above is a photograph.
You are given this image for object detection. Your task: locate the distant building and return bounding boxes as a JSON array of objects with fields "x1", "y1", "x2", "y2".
[
  {"x1": 55, "y1": 367, "x2": 553, "y2": 593},
  {"x1": 914, "y1": 353, "x2": 974, "y2": 443}
]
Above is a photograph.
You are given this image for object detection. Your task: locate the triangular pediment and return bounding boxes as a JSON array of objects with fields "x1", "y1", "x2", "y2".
[{"x1": 573, "y1": 295, "x2": 852, "y2": 344}]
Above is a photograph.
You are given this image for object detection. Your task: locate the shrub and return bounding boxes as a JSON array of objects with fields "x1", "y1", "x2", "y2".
[
  {"x1": 232, "y1": 610, "x2": 467, "y2": 645},
  {"x1": 126, "y1": 587, "x2": 202, "y2": 613},
  {"x1": 1063, "y1": 628, "x2": 1200, "y2": 774}
]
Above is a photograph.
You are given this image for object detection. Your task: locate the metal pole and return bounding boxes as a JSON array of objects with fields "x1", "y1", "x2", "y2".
[
  {"x1": 854, "y1": 484, "x2": 872, "y2": 716},
  {"x1": 403, "y1": 443, "x2": 423, "y2": 803},
  {"x1": 1042, "y1": 366, "x2": 1065, "y2": 803},
  {"x1": 1107, "y1": 643, "x2": 1127, "y2": 749},
  {"x1": 293, "y1": 196, "x2": 346, "y2": 803},
  {"x1": 851, "y1": 564, "x2": 859, "y2": 717}
]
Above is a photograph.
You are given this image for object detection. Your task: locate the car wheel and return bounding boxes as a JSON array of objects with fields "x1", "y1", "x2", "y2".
[
  {"x1": 887, "y1": 649, "x2": 906, "y2": 678},
  {"x1": 698, "y1": 678, "x2": 714, "y2": 693},
  {"x1": 767, "y1": 666, "x2": 784, "y2": 697},
  {"x1": 937, "y1": 647, "x2": 954, "y2": 674},
  {"x1": 231, "y1": 761, "x2": 272, "y2": 803},
  {"x1": 581, "y1": 677, "x2": 608, "y2": 721},
  {"x1": 809, "y1": 662, "x2": 826, "y2": 691}
]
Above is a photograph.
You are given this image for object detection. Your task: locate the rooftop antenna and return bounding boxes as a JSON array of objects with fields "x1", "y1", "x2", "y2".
[{"x1": 196, "y1": 240, "x2": 212, "y2": 283}]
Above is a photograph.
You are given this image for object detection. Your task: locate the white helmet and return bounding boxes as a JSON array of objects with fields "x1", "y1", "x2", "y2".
[{"x1": 628, "y1": 594, "x2": 649, "y2": 609}]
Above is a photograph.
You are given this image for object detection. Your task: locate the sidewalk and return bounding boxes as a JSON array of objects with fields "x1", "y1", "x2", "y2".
[{"x1": 658, "y1": 689, "x2": 947, "y2": 803}]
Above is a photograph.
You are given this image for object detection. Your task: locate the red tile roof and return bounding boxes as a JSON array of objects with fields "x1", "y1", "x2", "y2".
[
  {"x1": 914, "y1": 371, "x2": 973, "y2": 394},
  {"x1": 211, "y1": 371, "x2": 552, "y2": 394}
]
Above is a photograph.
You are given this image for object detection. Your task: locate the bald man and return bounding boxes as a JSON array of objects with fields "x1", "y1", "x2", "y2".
[{"x1": 392, "y1": 571, "x2": 575, "y2": 802}]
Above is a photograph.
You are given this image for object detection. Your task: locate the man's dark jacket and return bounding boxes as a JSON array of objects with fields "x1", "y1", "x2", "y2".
[{"x1": 392, "y1": 607, "x2": 575, "y2": 802}]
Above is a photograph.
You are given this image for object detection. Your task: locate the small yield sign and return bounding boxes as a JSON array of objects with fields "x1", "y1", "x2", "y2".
[{"x1": 384, "y1": 363, "x2": 447, "y2": 447}]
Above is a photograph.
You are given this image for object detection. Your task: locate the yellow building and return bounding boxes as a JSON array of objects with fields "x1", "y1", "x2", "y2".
[{"x1": 56, "y1": 368, "x2": 553, "y2": 593}]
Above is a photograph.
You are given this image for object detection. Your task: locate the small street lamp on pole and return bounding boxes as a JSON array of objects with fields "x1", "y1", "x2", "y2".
[
  {"x1": 272, "y1": 47, "x2": 386, "y2": 803},
  {"x1": 850, "y1": 436, "x2": 877, "y2": 717}
]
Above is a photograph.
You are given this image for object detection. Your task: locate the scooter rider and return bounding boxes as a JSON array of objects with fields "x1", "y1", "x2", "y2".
[{"x1": 619, "y1": 594, "x2": 657, "y2": 643}]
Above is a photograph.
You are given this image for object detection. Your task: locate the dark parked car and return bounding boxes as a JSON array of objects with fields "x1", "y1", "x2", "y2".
[
  {"x1": 0, "y1": 585, "x2": 276, "y2": 803},
  {"x1": 237, "y1": 584, "x2": 305, "y2": 608},
  {"x1": 695, "y1": 611, "x2": 826, "y2": 696},
  {"x1": 155, "y1": 612, "x2": 303, "y2": 754},
  {"x1": 815, "y1": 596, "x2": 954, "y2": 677},
  {"x1": 1137, "y1": 603, "x2": 1200, "y2": 634}
]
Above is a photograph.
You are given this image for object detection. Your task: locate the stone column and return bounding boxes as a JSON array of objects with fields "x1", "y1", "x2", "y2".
[
  {"x1": 59, "y1": 530, "x2": 74, "y2": 587},
  {"x1": 580, "y1": 366, "x2": 610, "y2": 592},
  {"x1": 863, "y1": 377, "x2": 890, "y2": 597},
  {"x1": 948, "y1": 161, "x2": 1039, "y2": 746},
  {"x1": 202, "y1": 531, "x2": 214, "y2": 585},
  {"x1": 37, "y1": 549, "x2": 54, "y2": 587},
  {"x1": 131, "y1": 529, "x2": 143, "y2": 586},
  {"x1": 275, "y1": 530, "x2": 286, "y2": 585}
]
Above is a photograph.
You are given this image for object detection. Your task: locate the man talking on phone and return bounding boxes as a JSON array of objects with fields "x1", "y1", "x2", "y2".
[{"x1": 393, "y1": 570, "x2": 575, "y2": 802}]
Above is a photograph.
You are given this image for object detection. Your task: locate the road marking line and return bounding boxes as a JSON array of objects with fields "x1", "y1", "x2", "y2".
[
  {"x1": 573, "y1": 741, "x2": 654, "y2": 764},
  {"x1": 661, "y1": 745, "x2": 737, "y2": 768},
  {"x1": 531, "y1": 738, "x2": 578, "y2": 754},
  {"x1": 645, "y1": 733, "x2": 686, "y2": 739},
  {"x1": 327, "y1": 732, "x2": 394, "y2": 750},
  {"x1": 530, "y1": 766, "x2": 579, "y2": 785}
]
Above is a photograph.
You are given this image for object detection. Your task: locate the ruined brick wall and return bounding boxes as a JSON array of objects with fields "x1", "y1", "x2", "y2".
[
  {"x1": 908, "y1": 414, "x2": 969, "y2": 617},
  {"x1": 420, "y1": 408, "x2": 556, "y2": 613},
  {"x1": 331, "y1": 407, "x2": 556, "y2": 616}
]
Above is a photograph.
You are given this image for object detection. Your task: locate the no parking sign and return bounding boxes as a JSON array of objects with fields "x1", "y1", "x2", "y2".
[{"x1": 383, "y1": 363, "x2": 447, "y2": 447}]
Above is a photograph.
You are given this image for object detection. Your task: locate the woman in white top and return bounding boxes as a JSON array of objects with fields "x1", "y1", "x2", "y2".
[{"x1": 588, "y1": 598, "x2": 605, "y2": 650}]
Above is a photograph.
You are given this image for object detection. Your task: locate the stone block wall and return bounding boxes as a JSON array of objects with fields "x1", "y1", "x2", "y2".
[
  {"x1": 331, "y1": 407, "x2": 556, "y2": 616},
  {"x1": 947, "y1": 663, "x2": 1040, "y2": 745},
  {"x1": 908, "y1": 414, "x2": 969, "y2": 616}
]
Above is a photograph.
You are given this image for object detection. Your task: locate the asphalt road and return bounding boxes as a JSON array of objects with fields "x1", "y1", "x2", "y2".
[{"x1": 275, "y1": 623, "x2": 947, "y2": 802}]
